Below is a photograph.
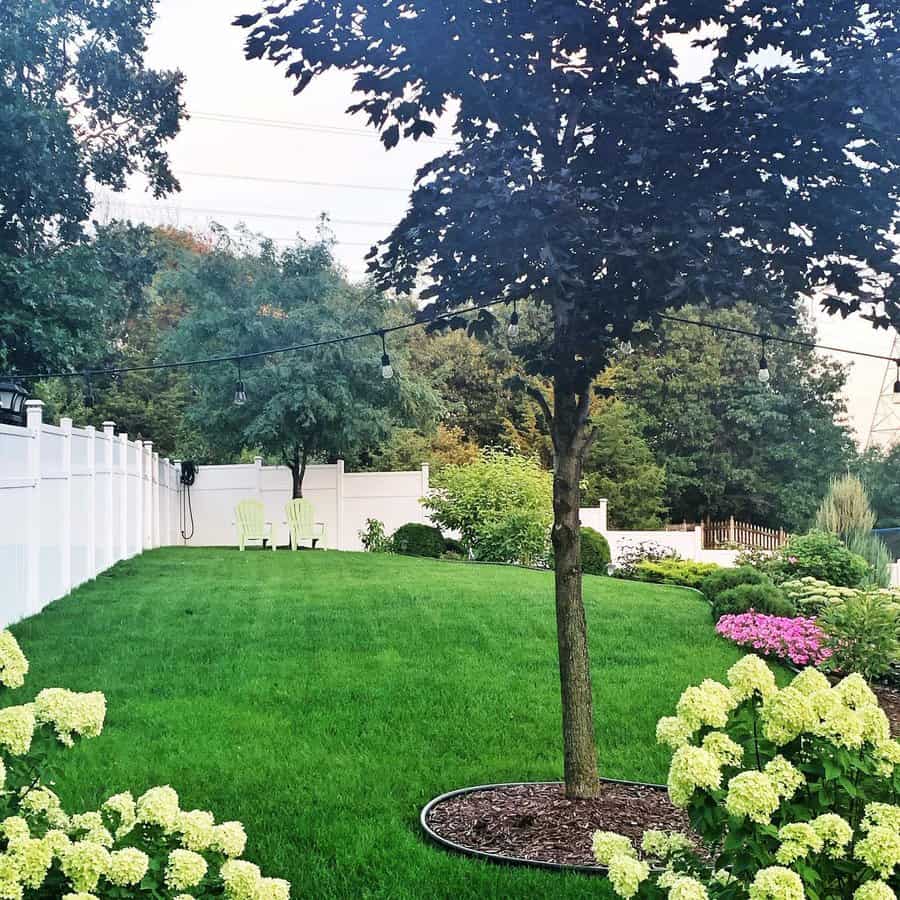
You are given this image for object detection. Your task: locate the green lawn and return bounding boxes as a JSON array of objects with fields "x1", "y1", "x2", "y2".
[{"x1": 9, "y1": 549, "x2": 750, "y2": 898}]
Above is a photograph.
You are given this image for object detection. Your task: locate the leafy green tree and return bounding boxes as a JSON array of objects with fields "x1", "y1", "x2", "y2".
[
  {"x1": 614, "y1": 305, "x2": 855, "y2": 532},
  {"x1": 241, "y1": 0, "x2": 899, "y2": 797},
  {"x1": 855, "y1": 444, "x2": 900, "y2": 529},
  {"x1": 1, "y1": 0, "x2": 185, "y2": 373},
  {"x1": 166, "y1": 231, "x2": 437, "y2": 496}
]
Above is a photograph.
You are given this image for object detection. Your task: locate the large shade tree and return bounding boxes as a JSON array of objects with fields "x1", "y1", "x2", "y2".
[
  {"x1": 166, "y1": 230, "x2": 437, "y2": 495},
  {"x1": 239, "y1": 1, "x2": 899, "y2": 797}
]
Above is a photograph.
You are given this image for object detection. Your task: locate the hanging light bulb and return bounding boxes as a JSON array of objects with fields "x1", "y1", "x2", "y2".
[
  {"x1": 893, "y1": 360, "x2": 900, "y2": 406},
  {"x1": 380, "y1": 332, "x2": 394, "y2": 380},
  {"x1": 233, "y1": 359, "x2": 247, "y2": 405},
  {"x1": 508, "y1": 300, "x2": 520, "y2": 339},
  {"x1": 758, "y1": 340, "x2": 770, "y2": 384}
]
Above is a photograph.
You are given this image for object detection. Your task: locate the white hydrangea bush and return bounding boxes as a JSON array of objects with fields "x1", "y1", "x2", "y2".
[
  {"x1": 0, "y1": 630, "x2": 289, "y2": 899},
  {"x1": 593, "y1": 655, "x2": 900, "y2": 899}
]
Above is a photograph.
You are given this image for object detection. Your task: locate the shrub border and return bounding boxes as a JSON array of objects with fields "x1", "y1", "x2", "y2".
[{"x1": 419, "y1": 778, "x2": 667, "y2": 876}]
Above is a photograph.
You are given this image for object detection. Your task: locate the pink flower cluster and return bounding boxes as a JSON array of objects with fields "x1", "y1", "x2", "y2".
[{"x1": 716, "y1": 611, "x2": 832, "y2": 667}]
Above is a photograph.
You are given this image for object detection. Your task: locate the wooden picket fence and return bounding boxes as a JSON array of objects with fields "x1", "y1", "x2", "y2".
[{"x1": 702, "y1": 516, "x2": 788, "y2": 551}]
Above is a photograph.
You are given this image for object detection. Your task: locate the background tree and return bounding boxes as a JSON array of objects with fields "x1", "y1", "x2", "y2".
[
  {"x1": 166, "y1": 230, "x2": 437, "y2": 496},
  {"x1": 241, "y1": 1, "x2": 899, "y2": 797},
  {"x1": 1, "y1": 0, "x2": 185, "y2": 373},
  {"x1": 855, "y1": 445, "x2": 900, "y2": 530},
  {"x1": 614, "y1": 305, "x2": 855, "y2": 531}
]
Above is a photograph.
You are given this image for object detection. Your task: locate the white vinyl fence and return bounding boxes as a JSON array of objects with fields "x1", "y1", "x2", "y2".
[
  {"x1": 180, "y1": 458, "x2": 431, "y2": 552},
  {"x1": 0, "y1": 401, "x2": 180, "y2": 628}
]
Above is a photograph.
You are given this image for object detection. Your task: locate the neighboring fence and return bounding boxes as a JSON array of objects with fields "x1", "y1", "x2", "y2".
[
  {"x1": 703, "y1": 517, "x2": 787, "y2": 551},
  {"x1": 0, "y1": 401, "x2": 180, "y2": 628},
  {"x1": 180, "y1": 458, "x2": 431, "y2": 551}
]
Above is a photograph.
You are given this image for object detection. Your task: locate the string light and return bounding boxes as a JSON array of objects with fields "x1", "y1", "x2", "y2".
[
  {"x1": 757, "y1": 339, "x2": 770, "y2": 385},
  {"x1": 893, "y1": 359, "x2": 900, "y2": 406},
  {"x1": 379, "y1": 332, "x2": 394, "y2": 380},
  {"x1": 508, "y1": 300, "x2": 520, "y2": 339},
  {"x1": 233, "y1": 359, "x2": 247, "y2": 406}
]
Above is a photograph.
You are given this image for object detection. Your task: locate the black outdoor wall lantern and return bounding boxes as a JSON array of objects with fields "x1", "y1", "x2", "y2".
[{"x1": 0, "y1": 380, "x2": 29, "y2": 427}]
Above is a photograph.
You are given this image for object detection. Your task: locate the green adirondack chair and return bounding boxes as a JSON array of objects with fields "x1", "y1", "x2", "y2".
[
  {"x1": 284, "y1": 498, "x2": 327, "y2": 550},
  {"x1": 234, "y1": 499, "x2": 276, "y2": 551}
]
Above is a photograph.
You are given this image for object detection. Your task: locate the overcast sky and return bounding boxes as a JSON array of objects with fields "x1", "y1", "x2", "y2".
[{"x1": 97, "y1": 0, "x2": 897, "y2": 445}]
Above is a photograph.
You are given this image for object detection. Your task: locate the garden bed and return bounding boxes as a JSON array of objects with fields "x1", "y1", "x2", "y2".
[
  {"x1": 421, "y1": 780, "x2": 703, "y2": 872},
  {"x1": 873, "y1": 683, "x2": 900, "y2": 735}
]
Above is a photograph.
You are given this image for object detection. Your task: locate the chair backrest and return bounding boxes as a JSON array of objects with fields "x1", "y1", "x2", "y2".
[
  {"x1": 285, "y1": 498, "x2": 315, "y2": 535},
  {"x1": 235, "y1": 499, "x2": 265, "y2": 534}
]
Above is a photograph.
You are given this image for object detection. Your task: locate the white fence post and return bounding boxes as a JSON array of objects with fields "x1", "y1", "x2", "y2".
[
  {"x1": 161, "y1": 458, "x2": 170, "y2": 547},
  {"x1": 254, "y1": 456, "x2": 263, "y2": 503},
  {"x1": 59, "y1": 416, "x2": 73, "y2": 596},
  {"x1": 141, "y1": 441, "x2": 152, "y2": 550},
  {"x1": 119, "y1": 433, "x2": 129, "y2": 561},
  {"x1": 335, "y1": 459, "x2": 345, "y2": 551},
  {"x1": 152, "y1": 450, "x2": 160, "y2": 548},
  {"x1": 85, "y1": 425, "x2": 97, "y2": 579},
  {"x1": 102, "y1": 423, "x2": 115, "y2": 569},
  {"x1": 24, "y1": 400, "x2": 43, "y2": 617},
  {"x1": 420, "y1": 463, "x2": 429, "y2": 498}
]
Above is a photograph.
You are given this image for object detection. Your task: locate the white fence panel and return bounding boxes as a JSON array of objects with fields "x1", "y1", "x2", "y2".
[{"x1": 0, "y1": 402, "x2": 179, "y2": 629}]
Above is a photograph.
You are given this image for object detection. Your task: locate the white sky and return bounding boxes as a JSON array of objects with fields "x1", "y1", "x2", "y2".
[{"x1": 97, "y1": 0, "x2": 897, "y2": 445}]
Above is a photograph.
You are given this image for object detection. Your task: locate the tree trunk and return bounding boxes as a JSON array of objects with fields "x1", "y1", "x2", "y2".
[
  {"x1": 288, "y1": 445, "x2": 308, "y2": 499},
  {"x1": 551, "y1": 376, "x2": 600, "y2": 799}
]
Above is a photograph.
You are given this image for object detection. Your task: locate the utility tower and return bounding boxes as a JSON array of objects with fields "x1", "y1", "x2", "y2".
[{"x1": 865, "y1": 333, "x2": 900, "y2": 450}]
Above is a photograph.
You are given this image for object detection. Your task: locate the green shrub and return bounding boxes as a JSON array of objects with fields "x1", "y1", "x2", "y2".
[
  {"x1": 700, "y1": 565, "x2": 772, "y2": 603},
  {"x1": 359, "y1": 518, "x2": 392, "y2": 553},
  {"x1": 821, "y1": 592, "x2": 900, "y2": 681},
  {"x1": 390, "y1": 523, "x2": 445, "y2": 558},
  {"x1": 424, "y1": 449, "x2": 552, "y2": 565},
  {"x1": 632, "y1": 558, "x2": 721, "y2": 590},
  {"x1": 442, "y1": 537, "x2": 467, "y2": 558},
  {"x1": 781, "y1": 576, "x2": 862, "y2": 615},
  {"x1": 770, "y1": 530, "x2": 869, "y2": 587},
  {"x1": 580, "y1": 527, "x2": 611, "y2": 575},
  {"x1": 712, "y1": 582, "x2": 795, "y2": 621}
]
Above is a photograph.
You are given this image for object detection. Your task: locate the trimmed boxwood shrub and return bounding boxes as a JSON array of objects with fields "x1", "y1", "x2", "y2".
[
  {"x1": 700, "y1": 565, "x2": 771, "y2": 603},
  {"x1": 712, "y1": 582, "x2": 796, "y2": 621},
  {"x1": 580, "y1": 527, "x2": 612, "y2": 575},
  {"x1": 391, "y1": 523, "x2": 445, "y2": 558},
  {"x1": 632, "y1": 558, "x2": 721, "y2": 590}
]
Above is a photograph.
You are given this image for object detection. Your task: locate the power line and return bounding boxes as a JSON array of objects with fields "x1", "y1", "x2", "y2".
[{"x1": 178, "y1": 170, "x2": 409, "y2": 194}]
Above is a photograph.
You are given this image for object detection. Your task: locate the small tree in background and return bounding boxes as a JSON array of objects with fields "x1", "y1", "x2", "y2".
[
  {"x1": 240, "y1": 1, "x2": 899, "y2": 797},
  {"x1": 815, "y1": 474, "x2": 877, "y2": 539}
]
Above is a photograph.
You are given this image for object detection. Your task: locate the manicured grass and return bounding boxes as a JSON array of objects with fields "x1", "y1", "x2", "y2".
[{"x1": 10, "y1": 549, "x2": 752, "y2": 898}]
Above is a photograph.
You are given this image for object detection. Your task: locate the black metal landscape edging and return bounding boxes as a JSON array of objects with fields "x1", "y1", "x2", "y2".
[{"x1": 419, "y1": 778, "x2": 668, "y2": 876}]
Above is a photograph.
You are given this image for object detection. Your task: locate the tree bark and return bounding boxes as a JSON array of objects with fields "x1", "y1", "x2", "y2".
[
  {"x1": 551, "y1": 375, "x2": 600, "y2": 798},
  {"x1": 287, "y1": 445, "x2": 309, "y2": 499}
]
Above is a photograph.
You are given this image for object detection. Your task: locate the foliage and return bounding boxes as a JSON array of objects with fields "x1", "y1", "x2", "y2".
[
  {"x1": 594, "y1": 657, "x2": 900, "y2": 898},
  {"x1": 0, "y1": 630, "x2": 286, "y2": 897},
  {"x1": 610, "y1": 541, "x2": 679, "y2": 579},
  {"x1": 165, "y1": 229, "x2": 437, "y2": 495},
  {"x1": 360, "y1": 424, "x2": 479, "y2": 473},
  {"x1": 578, "y1": 528, "x2": 611, "y2": 576},
  {"x1": 631, "y1": 559, "x2": 721, "y2": 592},
  {"x1": 424, "y1": 450, "x2": 552, "y2": 566},
  {"x1": 781, "y1": 577, "x2": 864, "y2": 616},
  {"x1": 442, "y1": 537, "x2": 467, "y2": 560},
  {"x1": 821, "y1": 593, "x2": 900, "y2": 683},
  {"x1": 712, "y1": 584, "x2": 796, "y2": 623},
  {"x1": 614, "y1": 305, "x2": 856, "y2": 530},
  {"x1": 359, "y1": 519, "x2": 391, "y2": 554},
  {"x1": 815, "y1": 474, "x2": 877, "y2": 539},
  {"x1": 390, "y1": 523, "x2": 445, "y2": 559},
  {"x1": 846, "y1": 528, "x2": 893, "y2": 590},
  {"x1": 855, "y1": 445, "x2": 900, "y2": 530},
  {"x1": 771, "y1": 531, "x2": 870, "y2": 588},
  {"x1": 701, "y1": 567, "x2": 774, "y2": 605},
  {"x1": 716, "y1": 613, "x2": 830, "y2": 667}
]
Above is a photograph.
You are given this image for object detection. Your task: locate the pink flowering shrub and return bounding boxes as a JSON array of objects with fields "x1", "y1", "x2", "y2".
[{"x1": 716, "y1": 610, "x2": 832, "y2": 666}]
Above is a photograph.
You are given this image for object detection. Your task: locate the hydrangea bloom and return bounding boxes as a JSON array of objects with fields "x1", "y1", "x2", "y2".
[
  {"x1": 211, "y1": 821, "x2": 247, "y2": 859},
  {"x1": 775, "y1": 822, "x2": 823, "y2": 864},
  {"x1": 656, "y1": 716, "x2": 693, "y2": 749},
  {"x1": 725, "y1": 771, "x2": 780, "y2": 824},
  {"x1": 221, "y1": 859, "x2": 263, "y2": 900},
  {"x1": 592, "y1": 831, "x2": 636, "y2": 865},
  {"x1": 667, "y1": 746, "x2": 722, "y2": 807},
  {"x1": 164, "y1": 849, "x2": 207, "y2": 891},
  {"x1": 811, "y1": 813, "x2": 853, "y2": 859},
  {"x1": 7, "y1": 836, "x2": 52, "y2": 888},
  {"x1": 259, "y1": 877, "x2": 291, "y2": 900},
  {"x1": 854, "y1": 825, "x2": 900, "y2": 879},
  {"x1": 762, "y1": 687, "x2": 817, "y2": 745},
  {"x1": 43, "y1": 829, "x2": 72, "y2": 858},
  {"x1": 640, "y1": 829, "x2": 693, "y2": 860},
  {"x1": 764, "y1": 756, "x2": 805, "y2": 800},
  {"x1": 62, "y1": 894, "x2": 98, "y2": 900},
  {"x1": 607, "y1": 853, "x2": 650, "y2": 899},
  {"x1": 727, "y1": 654, "x2": 777, "y2": 701},
  {"x1": 676, "y1": 680, "x2": 735, "y2": 731},
  {"x1": 854, "y1": 882, "x2": 897, "y2": 900},
  {"x1": 101, "y1": 792, "x2": 136, "y2": 839},
  {"x1": 717, "y1": 613, "x2": 830, "y2": 667},
  {"x1": 106, "y1": 847, "x2": 149, "y2": 886},
  {"x1": 863, "y1": 803, "x2": 900, "y2": 833},
  {"x1": 61, "y1": 841, "x2": 110, "y2": 892},
  {"x1": 669, "y1": 876, "x2": 710, "y2": 900},
  {"x1": 834, "y1": 673, "x2": 879, "y2": 710},
  {"x1": 0, "y1": 706, "x2": 35, "y2": 756},
  {"x1": 790, "y1": 667, "x2": 830, "y2": 696},
  {"x1": 1, "y1": 817, "x2": 28, "y2": 842},
  {"x1": 136, "y1": 786, "x2": 180, "y2": 832},
  {"x1": 20, "y1": 785, "x2": 68, "y2": 829},
  {"x1": 748, "y1": 866, "x2": 805, "y2": 900},
  {"x1": 33, "y1": 689, "x2": 106, "y2": 747},
  {"x1": 176, "y1": 809, "x2": 216, "y2": 852},
  {"x1": 0, "y1": 632, "x2": 29, "y2": 689},
  {"x1": 702, "y1": 732, "x2": 744, "y2": 767}
]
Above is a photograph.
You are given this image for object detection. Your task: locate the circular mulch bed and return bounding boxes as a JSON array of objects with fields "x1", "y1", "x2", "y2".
[
  {"x1": 874, "y1": 683, "x2": 900, "y2": 736},
  {"x1": 421, "y1": 780, "x2": 701, "y2": 873}
]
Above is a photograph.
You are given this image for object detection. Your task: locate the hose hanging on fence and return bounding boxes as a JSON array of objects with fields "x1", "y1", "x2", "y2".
[{"x1": 179, "y1": 461, "x2": 197, "y2": 541}]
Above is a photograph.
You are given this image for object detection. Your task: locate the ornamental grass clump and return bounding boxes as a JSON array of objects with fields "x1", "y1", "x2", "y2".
[
  {"x1": 0, "y1": 630, "x2": 289, "y2": 898},
  {"x1": 593, "y1": 655, "x2": 900, "y2": 899}
]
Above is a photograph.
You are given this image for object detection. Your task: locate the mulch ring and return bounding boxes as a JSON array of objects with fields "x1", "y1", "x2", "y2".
[
  {"x1": 874, "y1": 682, "x2": 900, "y2": 736},
  {"x1": 422, "y1": 780, "x2": 704, "y2": 871}
]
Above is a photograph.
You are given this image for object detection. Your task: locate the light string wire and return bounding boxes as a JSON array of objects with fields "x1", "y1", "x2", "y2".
[{"x1": 2, "y1": 305, "x2": 897, "y2": 384}]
